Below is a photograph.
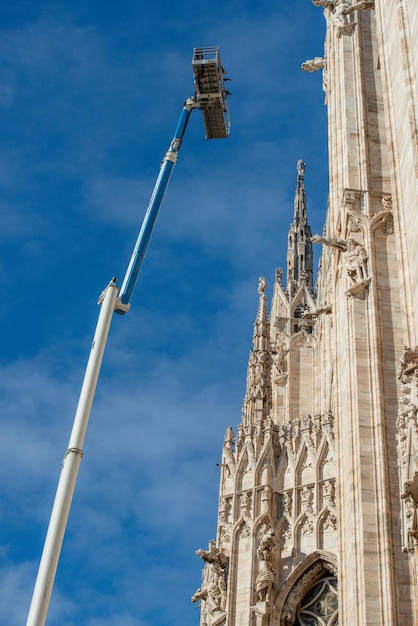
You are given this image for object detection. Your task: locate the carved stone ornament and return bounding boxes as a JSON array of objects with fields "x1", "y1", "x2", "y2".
[
  {"x1": 219, "y1": 525, "x2": 231, "y2": 545},
  {"x1": 240, "y1": 522, "x2": 251, "y2": 538},
  {"x1": 322, "y1": 480, "x2": 335, "y2": 508},
  {"x1": 280, "y1": 561, "x2": 338, "y2": 625},
  {"x1": 192, "y1": 542, "x2": 228, "y2": 626},
  {"x1": 301, "y1": 57, "x2": 324, "y2": 73},
  {"x1": 281, "y1": 492, "x2": 293, "y2": 517},
  {"x1": 396, "y1": 366, "x2": 418, "y2": 551},
  {"x1": 261, "y1": 486, "x2": 272, "y2": 513},
  {"x1": 301, "y1": 486, "x2": 314, "y2": 516},
  {"x1": 322, "y1": 510, "x2": 337, "y2": 531},
  {"x1": 283, "y1": 411, "x2": 335, "y2": 455},
  {"x1": 343, "y1": 189, "x2": 356, "y2": 211},
  {"x1": 312, "y1": 0, "x2": 374, "y2": 9},
  {"x1": 280, "y1": 519, "x2": 292, "y2": 543},
  {"x1": 348, "y1": 215, "x2": 362, "y2": 232},
  {"x1": 398, "y1": 346, "x2": 418, "y2": 381},
  {"x1": 369, "y1": 193, "x2": 394, "y2": 234},
  {"x1": 381, "y1": 193, "x2": 392, "y2": 211},
  {"x1": 312, "y1": 0, "x2": 374, "y2": 35},
  {"x1": 311, "y1": 234, "x2": 347, "y2": 250},
  {"x1": 281, "y1": 562, "x2": 325, "y2": 625}
]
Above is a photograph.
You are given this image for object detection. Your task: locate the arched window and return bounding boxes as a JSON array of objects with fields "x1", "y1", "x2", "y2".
[{"x1": 295, "y1": 574, "x2": 338, "y2": 625}]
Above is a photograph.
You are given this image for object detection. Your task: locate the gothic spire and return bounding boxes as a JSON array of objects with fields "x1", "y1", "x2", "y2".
[
  {"x1": 241, "y1": 277, "x2": 271, "y2": 428},
  {"x1": 286, "y1": 160, "x2": 314, "y2": 296}
]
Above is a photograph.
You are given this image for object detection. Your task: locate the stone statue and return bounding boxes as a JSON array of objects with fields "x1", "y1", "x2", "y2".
[
  {"x1": 322, "y1": 480, "x2": 336, "y2": 508},
  {"x1": 192, "y1": 543, "x2": 227, "y2": 625},
  {"x1": 272, "y1": 335, "x2": 287, "y2": 375},
  {"x1": 297, "y1": 160, "x2": 306, "y2": 176},
  {"x1": 381, "y1": 194, "x2": 392, "y2": 211},
  {"x1": 258, "y1": 276, "x2": 267, "y2": 295},
  {"x1": 312, "y1": 234, "x2": 368, "y2": 283},
  {"x1": 398, "y1": 346, "x2": 418, "y2": 380},
  {"x1": 301, "y1": 486, "x2": 314, "y2": 516},
  {"x1": 333, "y1": 1, "x2": 351, "y2": 29},
  {"x1": 255, "y1": 525, "x2": 276, "y2": 605},
  {"x1": 342, "y1": 238, "x2": 368, "y2": 283}
]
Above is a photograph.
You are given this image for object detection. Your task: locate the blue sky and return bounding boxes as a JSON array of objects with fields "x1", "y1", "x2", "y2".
[{"x1": 0, "y1": 2, "x2": 328, "y2": 625}]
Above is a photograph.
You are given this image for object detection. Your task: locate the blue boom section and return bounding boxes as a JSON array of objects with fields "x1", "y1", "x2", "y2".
[
  {"x1": 115, "y1": 103, "x2": 193, "y2": 312},
  {"x1": 115, "y1": 46, "x2": 230, "y2": 314}
]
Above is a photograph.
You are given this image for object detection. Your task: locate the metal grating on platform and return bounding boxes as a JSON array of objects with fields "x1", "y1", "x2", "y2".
[{"x1": 192, "y1": 46, "x2": 231, "y2": 139}]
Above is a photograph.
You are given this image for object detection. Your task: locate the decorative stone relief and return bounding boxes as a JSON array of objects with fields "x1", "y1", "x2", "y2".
[
  {"x1": 397, "y1": 358, "x2": 418, "y2": 551},
  {"x1": 343, "y1": 189, "x2": 356, "y2": 212},
  {"x1": 301, "y1": 415, "x2": 315, "y2": 448},
  {"x1": 219, "y1": 498, "x2": 231, "y2": 525},
  {"x1": 219, "y1": 525, "x2": 231, "y2": 546},
  {"x1": 398, "y1": 347, "x2": 418, "y2": 381},
  {"x1": 192, "y1": 542, "x2": 228, "y2": 626},
  {"x1": 292, "y1": 330, "x2": 314, "y2": 348},
  {"x1": 322, "y1": 480, "x2": 335, "y2": 509},
  {"x1": 322, "y1": 510, "x2": 337, "y2": 531},
  {"x1": 240, "y1": 491, "x2": 252, "y2": 522},
  {"x1": 240, "y1": 522, "x2": 251, "y2": 539},
  {"x1": 381, "y1": 193, "x2": 392, "y2": 211},
  {"x1": 301, "y1": 486, "x2": 314, "y2": 516},
  {"x1": 247, "y1": 350, "x2": 271, "y2": 400},
  {"x1": 261, "y1": 486, "x2": 272, "y2": 513},
  {"x1": 280, "y1": 519, "x2": 292, "y2": 544},
  {"x1": 311, "y1": 0, "x2": 374, "y2": 34},
  {"x1": 281, "y1": 492, "x2": 293, "y2": 518},
  {"x1": 348, "y1": 215, "x2": 362, "y2": 232},
  {"x1": 322, "y1": 481, "x2": 337, "y2": 530},
  {"x1": 299, "y1": 486, "x2": 315, "y2": 535},
  {"x1": 283, "y1": 411, "x2": 336, "y2": 457},
  {"x1": 371, "y1": 193, "x2": 394, "y2": 234}
]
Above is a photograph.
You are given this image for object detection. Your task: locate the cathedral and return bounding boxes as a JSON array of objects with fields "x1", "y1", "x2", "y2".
[{"x1": 192, "y1": 1, "x2": 418, "y2": 625}]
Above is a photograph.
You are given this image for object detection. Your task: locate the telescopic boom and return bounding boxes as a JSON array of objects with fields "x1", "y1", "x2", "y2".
[{"x1": 26, "y1": 46, "x2": 230, "y2": 626}]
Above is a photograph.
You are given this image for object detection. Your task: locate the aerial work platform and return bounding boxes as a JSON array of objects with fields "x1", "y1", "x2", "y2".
[
  {"x1": 26, "y1": 46, "x2": 231, "y2": 626},
  {"x1": 192, "y1": 47, "x2": 231, "y2": 139}
]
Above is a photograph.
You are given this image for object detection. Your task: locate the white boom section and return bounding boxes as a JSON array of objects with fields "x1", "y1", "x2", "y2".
[{"x1": 26, "y1": 280, "x2": 118, "y2": 626}]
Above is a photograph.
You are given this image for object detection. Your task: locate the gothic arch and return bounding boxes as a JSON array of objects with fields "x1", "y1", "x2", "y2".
[
  {"x1": 273, "y1": 550, "x2": 337, "y2": 625},
  {"x1": 236, "y1": 448, "x2": 254, "y2": 491},
  {"x1": 255, "y1": 444, "x2": 274, "y2": 486},
  {"x1": 277, "y1": 443, "x2": 293, "y2": 491},
  {"x1": 317, "y1": 439, "x2": 335, "y2": 481}
]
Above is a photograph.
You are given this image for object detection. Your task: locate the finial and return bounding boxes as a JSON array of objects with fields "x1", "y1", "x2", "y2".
[
  {"x1": 297, "y1": 160, "x2": 306, "y2": 177},
  {"x1": 258, "y1": 276, "x2": 267, "y2": 295}
]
